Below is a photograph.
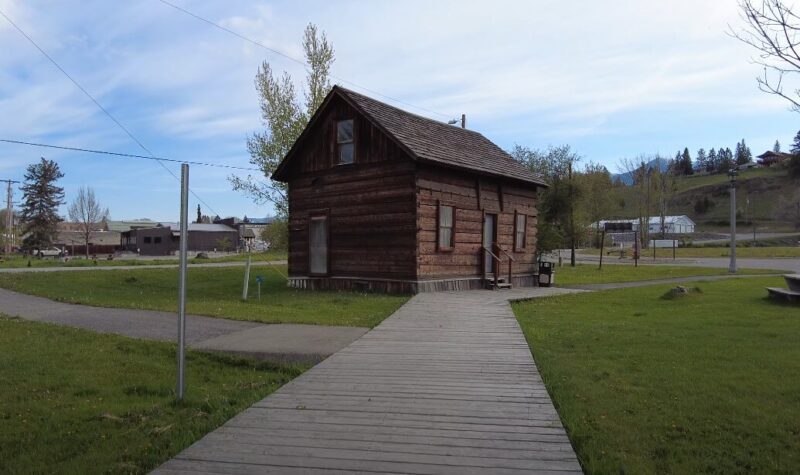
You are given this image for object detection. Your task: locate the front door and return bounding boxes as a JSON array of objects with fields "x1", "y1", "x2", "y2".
[
  {"x1": 309, "y1": 215, "x2": 328, "y2": 275},
  {"x1": 483, "y1": 214, "x2": 497, "y2": 275}
]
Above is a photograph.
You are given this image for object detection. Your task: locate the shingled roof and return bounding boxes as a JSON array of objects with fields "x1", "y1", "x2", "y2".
[{"x1": 274, "y1": 86, "x2": 547, "y2": 186}]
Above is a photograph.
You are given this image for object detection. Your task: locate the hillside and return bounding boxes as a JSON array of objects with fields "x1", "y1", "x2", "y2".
[{"x1": 616, "y1": 166, "x2": 799, "y2": 232}]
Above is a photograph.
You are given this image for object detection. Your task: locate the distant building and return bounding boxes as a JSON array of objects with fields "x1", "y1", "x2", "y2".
[
  {"x1": 213, "y1": 216, "x2": 276, "y2": 248},
  {"x1": 120, "y1": 223, "x2": 238, "y2": 255},
  {"x1": 592, "y1": 215, "x2": 696, "y2": 234},
  {"x1": 756, "y1": 151, "x2": 793, "y2": 167},
  {"x1": 106, "y1": 220, "x2": 160, "y2": 233}
]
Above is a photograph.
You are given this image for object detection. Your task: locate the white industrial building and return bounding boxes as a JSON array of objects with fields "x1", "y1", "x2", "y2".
[{"x1": 592, "y1": 215, "x2": 696, "y2": 234}]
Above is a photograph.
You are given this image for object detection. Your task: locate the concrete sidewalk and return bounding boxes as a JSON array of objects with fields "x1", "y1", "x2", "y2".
[
  {"x1": 0, "y1": 287, "x2": 366, "y2": 363},
  {"x1": 155, "y1": 286, "x2": 585, "y2": 474},
  {"x1": 0, "y1": 260, "x2": 287, "y2": 273}
]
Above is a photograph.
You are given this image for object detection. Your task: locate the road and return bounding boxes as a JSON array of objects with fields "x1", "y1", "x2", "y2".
[{"x1": 0, "y1": 260, "x2": 287, "y2": 273}]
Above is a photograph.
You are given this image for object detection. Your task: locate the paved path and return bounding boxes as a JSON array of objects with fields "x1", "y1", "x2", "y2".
[
  {"x1": 155, "y1": 287, "x2": 585, "y2": 474},
  {"x1": 0, "y1": 260, "x2": 287, "y2": 273},
  {"x1": 0, "y1": 287, "x2": 366, "y2": 363}
]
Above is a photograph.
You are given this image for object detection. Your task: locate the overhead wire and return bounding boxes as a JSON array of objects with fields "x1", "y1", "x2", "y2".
[
  {"x1": 0, "y1": 8, "x2": 224, "y2": 217},
  {"x1": 0, "y1": 139, "x2": 261, "y2": 171},
  {"x1": 156, "y1": 0, "x2": 455, "y2": 121}
]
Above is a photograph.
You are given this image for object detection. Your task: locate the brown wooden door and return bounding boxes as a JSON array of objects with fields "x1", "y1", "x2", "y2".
[
  {"x1": 483, "y1": 214, "x2": 496, "y2": 275},
  {"x1": 309, "y1": 216, "x2": 328, "y2": 275}
]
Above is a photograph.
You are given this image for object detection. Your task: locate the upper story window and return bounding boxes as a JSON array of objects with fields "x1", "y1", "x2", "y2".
[{"x1": 337, "y1": 120, "x2": 354, "y2": 164}]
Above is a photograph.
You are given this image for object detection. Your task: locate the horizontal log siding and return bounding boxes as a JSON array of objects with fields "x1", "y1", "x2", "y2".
[
  {"x1": 416, "y1": 165, "x2": 539, "y2": 279},
  {"x1": 288, "y1": 161, "x2": 418, "y2": 280}
]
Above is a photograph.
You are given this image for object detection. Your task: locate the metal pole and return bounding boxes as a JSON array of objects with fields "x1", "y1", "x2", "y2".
[
  {"x1": 177, "y1": 164, "x2": 189, "y2": 401},
  {"x1": 729, "y1": 173, "x2": 737, "y2": 274},
  {"x1": 599, "y1": 230, "x2": 605, "y2": 270}
]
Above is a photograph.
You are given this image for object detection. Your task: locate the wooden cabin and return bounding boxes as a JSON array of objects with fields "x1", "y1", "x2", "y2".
[{"x1": 273, "y1": 86, "x2": 547, "y2": 293}]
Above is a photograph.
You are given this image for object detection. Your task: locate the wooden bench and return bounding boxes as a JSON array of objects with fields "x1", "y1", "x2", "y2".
[{"x1": 766, "y1": 275, "x2": 800, "y2": 303}]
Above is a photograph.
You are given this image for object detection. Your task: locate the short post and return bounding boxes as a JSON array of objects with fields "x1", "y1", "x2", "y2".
[
  {"x1": 729, "y1": 169, "x2": 738, "y2": 274},
  {"x1": 176, "y1": 163, "x2": 189, "y2": 401},
  {"x1": 598, "y1": 230, "x2": 605, "y2": 270},
  {"x1": 672, "y1": 238, "x2": 676, "y2": 260},
  {"x1": 634, "y1": 231, "x2": 639, "y2": 267},
  {"x1": 653, "y1": 239, "x2": 656, "y2": 261},
  {"x1": 242, "y1": 253, "x2": 251, "y2": 300},
  {"x1": 256, "y1": 275, "x2": 263, "y2": 301}
]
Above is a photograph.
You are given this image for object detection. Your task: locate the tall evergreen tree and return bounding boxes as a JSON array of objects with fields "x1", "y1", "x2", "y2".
[
  {"x1": 695, "y1": 148, "x2": 707, "y2": 172},
  {"x1": 20, "y1": 158, "x2": 64, "y2": 251},
  {"x1": 735, "y1": 139, "x2": 752, "y2": 165},
  {"x1": 196, "y1": 204, "x2": 202, "y2": 223},
  {"x1": 774, "y1": 140, "x2": 781, "y2": 153},
  {"x1": 674, "y1": 151, "x2": 683, "y2": 175},
  {"x1": 791, "y1": 130, "x2": 800, "y2": 155},
  {"x1": 681, "y1": 147, "x2": 693, "y2": 175},
  {"x1": 707, "y1": 148, "x2": 718, "y2": 173}
]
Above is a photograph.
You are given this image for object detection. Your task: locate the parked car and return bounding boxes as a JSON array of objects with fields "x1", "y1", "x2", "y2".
[{"x1": 36, "y1": 247, "x2": 63, "y2": 258}]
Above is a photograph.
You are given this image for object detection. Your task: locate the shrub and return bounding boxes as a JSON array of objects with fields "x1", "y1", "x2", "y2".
[{"x1": 261, "y1": 219, "x2": 288, "y2": 252}]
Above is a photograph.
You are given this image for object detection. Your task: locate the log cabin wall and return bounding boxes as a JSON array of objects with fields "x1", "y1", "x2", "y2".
[
  {"x1": 415, "y1": 164, "x2": 539, "y2": 281},
  {"x1": 285, "y1": 95, "x2": 418, "y2": 287}
]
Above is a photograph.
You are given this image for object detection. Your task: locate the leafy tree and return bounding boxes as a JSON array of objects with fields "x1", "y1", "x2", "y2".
[
  {"x1": 791, "y1": 130, "x2": 800, "y2": 154},
  {"x1": 512, "y1": 144, "x2": 584, "y2": 265},
  {"x1": 579, "y1": 162, "x2": 615, "y2": 244},
  {"x1": 260, "y1": 219, "x2": 289, "y2": 252},
  {"x1": 215, "y1": 236, "x2": 233, "y2": 252},
  {"x1": 20, "y1": 158, "x2": 64, "y2": 251},
  {"x1": 230, "y1": 24, "x2": 335, "y2": 218},
  {"x1": 774, "y1": 139, "x2": 781, "y2": 153},
  {"x1": 67, "y1": 187, "x2": 109, "y2": 258}
]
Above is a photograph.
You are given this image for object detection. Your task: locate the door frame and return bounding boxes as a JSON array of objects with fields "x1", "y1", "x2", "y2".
[
  {"x1": 482, "y1": 211, "x2": 498, "y2": 275},
  {"x1": 307, "y1": 209, "x2": 330, "y2": 276}
]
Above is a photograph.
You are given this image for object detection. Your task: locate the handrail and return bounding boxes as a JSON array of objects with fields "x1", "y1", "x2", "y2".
[
  {"x1": 494, "y1": 244, "x2": 515, "y2": 261},
  {"x1": 482, "y1": 246, "x2": 500, "y2": 262},
  {"x1": 493, "y1": 243, "x2": 514, "y2": 286}
]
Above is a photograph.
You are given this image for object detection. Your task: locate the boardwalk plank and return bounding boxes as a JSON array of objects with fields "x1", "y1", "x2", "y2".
[{"x1": 153, "y1": 289, "x2": 583, "y2": 474}]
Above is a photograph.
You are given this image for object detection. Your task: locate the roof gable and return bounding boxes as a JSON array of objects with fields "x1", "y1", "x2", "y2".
[{"x1": 273, "y1": 86, "x2": 546, "y2": 186}]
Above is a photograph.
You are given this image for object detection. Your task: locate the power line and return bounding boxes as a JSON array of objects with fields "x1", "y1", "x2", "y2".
[
  {"x1": 157, "y1": 0, "x2": 454, "y2": 121},
  {"x1": 0, "y1": 8, "x2": 222, "y2": 217},
  {"x1": 0, "y1": 139, "x2": 261, "y2": 171}
]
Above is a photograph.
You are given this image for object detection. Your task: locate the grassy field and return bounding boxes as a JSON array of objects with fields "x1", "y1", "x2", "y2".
[
  {"x1": 512, "y1": 277, "x2": 800, "y2": 474},
  {"x1": 582, "y1": 246, "x2": 800, "y2": 259},
  {"x1": 0, "y1": 251, "x2": 286, "y2": 269},
  {"x1": 0, "y1": 316, "x2": 304, "y2": 474},
  {"x1": 674, "y1": 167, "x2": 784, "y2": 193},
  {"x1": 0, "y1": 265, "x2": 408, "y2": 328},
  {"x1": 553, "y1": 263, "x2": 780, "y2": 285}
]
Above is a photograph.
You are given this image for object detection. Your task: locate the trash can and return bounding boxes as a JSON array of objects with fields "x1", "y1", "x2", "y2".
[{"x1": 539, "y1": 262, "x2": 555, "y2": 287}]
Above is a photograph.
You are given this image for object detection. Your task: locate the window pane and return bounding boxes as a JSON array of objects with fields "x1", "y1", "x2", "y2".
[
  {"x1": 339, "y1": 143, "x2": 354, "y2": 164},
  {"x1": 309, "y1": 218, "x2": 328, "y2": 274},
  {"x1": 439, "y1": 227, "x2": 452, "y2": 248},
  {"x1": 516, "y1": 214, "x2": 526, "y2": 248},
  {"x1": 439, "y1": 206, "x2": 453, "y2": 227},
  {"x1": 337, "y1": 120, "x2": 353, "y2": 143}
]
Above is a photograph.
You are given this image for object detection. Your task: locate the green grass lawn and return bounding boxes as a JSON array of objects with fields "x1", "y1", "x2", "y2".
[
  {"x1": 0, "y1": 265, "x2": 408, "y2": 328},
  {"x1": 582, "y1": 246, "x2": 800, "y2": 259},
  {"x1": 0, "y1": 316, "x2": 304, "y2": 474},
  {"x1": 0, "y1": 251, "x2": 287, "y2": 269},
  {"x1": 553, "y1": 263, "x2": 780, "y2": 285},
  {"x1": 674, "y1": 167, "x2": 783, "y2": 193},
  {"x1": 512, "y1": 277, "x2": 800, "y2": 474}
]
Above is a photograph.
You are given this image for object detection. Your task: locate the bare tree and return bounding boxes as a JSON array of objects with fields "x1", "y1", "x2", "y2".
[
  {"x1": 618, "y1": 156, "x2": 655, "y2": 249},
  {"x1": 68, "y1": 187, "x2": 108, "y2": 258},
  {"x1": 651, "y1": 155, "x2": 677, "y2": 238},
  {"x1": 732, "y1": 0, "x2": 800, "y2": 112}
]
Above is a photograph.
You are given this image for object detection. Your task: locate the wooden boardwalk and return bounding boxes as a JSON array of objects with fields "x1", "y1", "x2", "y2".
[{"x1": 155, "y1": 288, "x2": 583, "y2": 474}]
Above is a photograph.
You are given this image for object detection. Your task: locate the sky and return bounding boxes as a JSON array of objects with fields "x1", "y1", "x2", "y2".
[{"x1": 0, "y1": 0, "x2": 798, "y2": 221}]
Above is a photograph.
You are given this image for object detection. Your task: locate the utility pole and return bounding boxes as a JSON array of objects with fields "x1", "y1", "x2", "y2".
[
  {"x1": 568, "y1": 161, "x2": 576, "y2": 267},
  {"x1": 2, "y1": 179, "x2": 20, "y2": 257},
  {"x1": 461, "y1": 114, "x2": 466, "y2": 129},
  {"x1": 176, "y1": 164, "x2": 189, "y2": 401},
  {"x1": 729, "y1": 169, "x2": 738, "y2": 274}
]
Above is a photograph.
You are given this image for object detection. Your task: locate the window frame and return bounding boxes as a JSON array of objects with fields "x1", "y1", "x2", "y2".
[
  {"x1": 335, "y1": 119, "x2": 355, "y2": 165},
  {"x1": 143, "y1": 236, "x2": 152, "y2": 244},
  {"x1": 514, "y1": 211, "x2": 527, "y2": 251},
  {"x1": 437, "y1": 202, "x2": 455, "y2": 252}
]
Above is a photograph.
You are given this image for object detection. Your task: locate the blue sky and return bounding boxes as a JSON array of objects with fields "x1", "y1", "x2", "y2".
[{"x1": 0, "y1": 0, "x2": 797, "y2": 221}]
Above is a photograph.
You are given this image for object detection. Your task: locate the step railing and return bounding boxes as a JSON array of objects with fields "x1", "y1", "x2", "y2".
[{"x1": 481, "y1": 244, "x2": 515, "y2": 288}]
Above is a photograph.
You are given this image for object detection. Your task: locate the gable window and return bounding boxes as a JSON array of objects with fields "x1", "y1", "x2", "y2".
[
  {"x1": 336, "y1": 119, "x2": 354, "y2": 164},
  {"x1": 438, "y1": 204, "x2": 454, "y2": 251},
  {"x1": 515, "y1": 212, "x2": 527, "y2": 251}
]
